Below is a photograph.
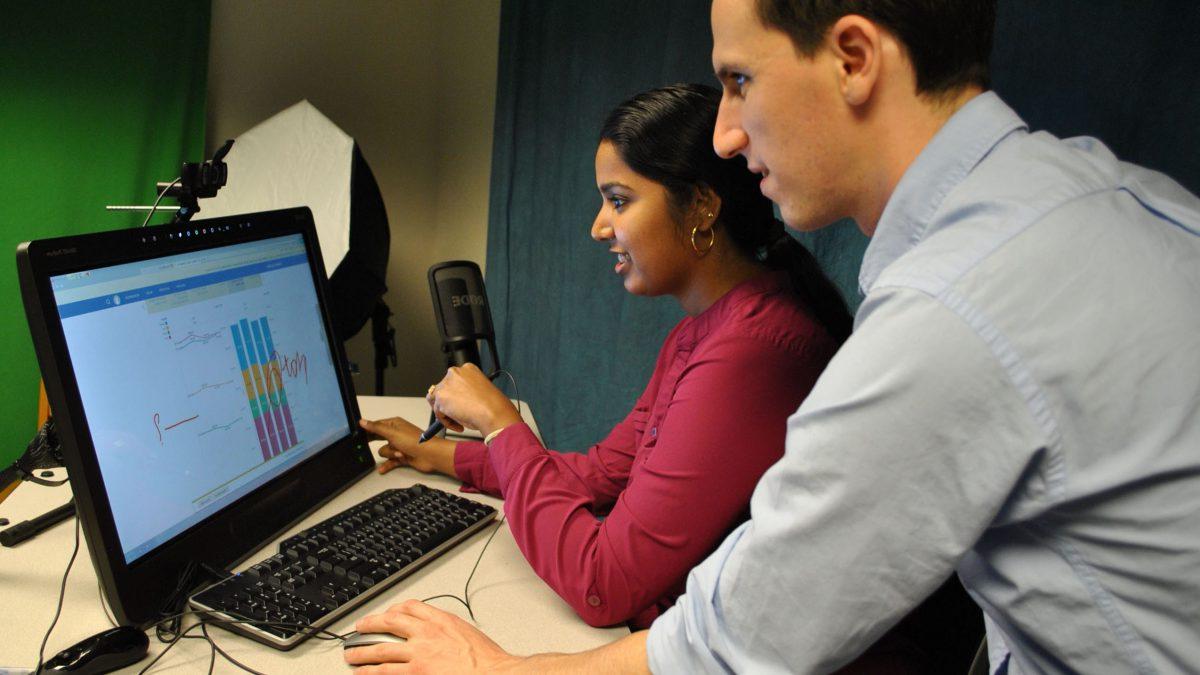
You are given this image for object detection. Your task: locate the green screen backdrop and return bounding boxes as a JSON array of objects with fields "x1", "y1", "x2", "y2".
[{"x1": 0, "y1": 2, "x2": 210, "y2": 467}]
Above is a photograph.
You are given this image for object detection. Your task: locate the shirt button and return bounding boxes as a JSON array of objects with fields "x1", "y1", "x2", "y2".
[
  {"x1": 587, "y1": 595, "x2": 601, "y2": 607},
  {"x1": 650, "y1": 427, "x2": 657, "y2": 437}
]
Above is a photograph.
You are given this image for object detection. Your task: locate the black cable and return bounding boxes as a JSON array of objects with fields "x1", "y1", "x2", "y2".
[
  {"x1": 420, "y1": 513, "x2": 508, "y2": 623},
  {"x1": 463, "y1": 513, "x2": 507, "y2": 611},
  {"x1": 201, "y1": 623, "x2": 265, "y2": 675},
  {"x1": 139, "y1": 177, "x2": 181, "y2": 228},
  {"x1": 34, "y1": 513, "x2": 80, "y2": 674},
  {"x1": 155, "y1": 559, "x2": 201, "y2": 642},
  {"x1": 490, "y1": 368, "x2": 523, "y2": 422},
  {"x1": 137, "y1": 616, "x2": 204, "y2": 675},
  {"x1": 201, "y1": 624, "x2": 216, "y2": 675},
  {"x1": 139, "y1": 611, "x2": 347, "y2": 675},
  {"x1": 97, "y1": 578, "x2": 118, "y2": 628}
]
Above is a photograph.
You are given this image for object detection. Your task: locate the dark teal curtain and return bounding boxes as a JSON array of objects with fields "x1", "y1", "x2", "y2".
[
  {"x1": 992, "y1": 2, "x2": 1200, "y2": 194},
  {"x1": 487, "y1": 0, "x2": 1199, "y2": 451}
]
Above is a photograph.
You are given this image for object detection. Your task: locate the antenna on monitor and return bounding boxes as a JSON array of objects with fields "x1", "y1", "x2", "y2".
[{"x1": 106, "y1": 139, "x2": 234, "y2": 226}]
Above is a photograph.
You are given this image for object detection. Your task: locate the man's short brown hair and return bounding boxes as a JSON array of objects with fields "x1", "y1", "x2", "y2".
[{"x1": 755, "y1": 0, "x2": 994, "y2": 96}]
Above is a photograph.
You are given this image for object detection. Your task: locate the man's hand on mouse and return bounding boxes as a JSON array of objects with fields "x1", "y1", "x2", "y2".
[{"x1": 344, "y1": 599, "x2": 519, "y2": 673}]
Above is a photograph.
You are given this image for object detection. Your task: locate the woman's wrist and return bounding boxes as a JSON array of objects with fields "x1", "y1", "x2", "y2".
[
  {"x1": 482, "y1": 408, "x2": 523, "y2": 439},
  {"x1": 429, "y1": 438, "x2": 460, "y2": 478}
]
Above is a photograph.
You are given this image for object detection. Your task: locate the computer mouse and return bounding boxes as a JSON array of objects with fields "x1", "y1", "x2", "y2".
[
  {"x1": 42, "y1": 625, "x2": 149, "y2": 674},
  {"x1": 342, "y1": 630, "x2": 408, "y2": 649}
]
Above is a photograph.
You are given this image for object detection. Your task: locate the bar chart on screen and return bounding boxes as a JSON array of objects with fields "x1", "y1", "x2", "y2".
[{"x1": 52, "y1": 234, "x2": 353, "y2": 562}]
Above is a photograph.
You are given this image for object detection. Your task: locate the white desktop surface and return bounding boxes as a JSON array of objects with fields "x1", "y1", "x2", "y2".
[{"x1": 0, "y1": 396, "x2": 627, "y2": 672}]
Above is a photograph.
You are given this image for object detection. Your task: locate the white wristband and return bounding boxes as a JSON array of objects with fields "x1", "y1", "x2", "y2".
[{"x1": 483, "y1": 426, "x2": 508, "y2": 446}]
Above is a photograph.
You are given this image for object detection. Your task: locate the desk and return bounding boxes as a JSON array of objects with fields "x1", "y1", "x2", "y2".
[{"x1": 0, "y1": 396, "x2": 628, "y2": 672}]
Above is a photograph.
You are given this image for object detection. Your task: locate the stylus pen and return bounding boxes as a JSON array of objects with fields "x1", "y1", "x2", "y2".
[
  {"x1": 417, "y1": 370, "x2": 504, "y2": 443},
  {"x1": 0, "y1": 499, "x2": 75, "y2": 547},
  {"x1": 417, "y1": 419, "x2": 445, "y2": 444}
]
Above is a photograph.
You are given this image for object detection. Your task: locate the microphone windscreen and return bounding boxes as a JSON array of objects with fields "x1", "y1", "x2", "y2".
[{"x1": 430, "y1": 262, "x2": 494, "y2": 343}]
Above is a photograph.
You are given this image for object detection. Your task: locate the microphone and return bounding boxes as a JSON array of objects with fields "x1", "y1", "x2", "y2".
[
  {"x1": 428, "y1": 260, "x2": 501, "y2": 371},
  {"x1": 424, "y1": 261, "x2": 503, "y2": 443}
]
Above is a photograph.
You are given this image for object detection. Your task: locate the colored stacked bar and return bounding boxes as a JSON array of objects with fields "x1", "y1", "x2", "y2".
[
  {"x1": 257, "y1": 317, "x2": 299, "y2": 447},
  {"x1": 231, "y1": 323, "x2": 272, "y2": 460},
  {"x1": 231, "y1": 315, "x2": 300, "y2": 460},
  {"x1": 240, "y1": 318, "x2": 282, "y2": 457}
]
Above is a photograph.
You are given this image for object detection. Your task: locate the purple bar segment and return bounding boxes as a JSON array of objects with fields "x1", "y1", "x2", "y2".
[{"x1": 252, "y1": 417, "x2": 270, "y2": 461}]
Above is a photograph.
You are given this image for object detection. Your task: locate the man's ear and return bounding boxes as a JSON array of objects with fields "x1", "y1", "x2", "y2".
[{"x1": 827, "y1": 15, "x2": 883, "y2": 107}]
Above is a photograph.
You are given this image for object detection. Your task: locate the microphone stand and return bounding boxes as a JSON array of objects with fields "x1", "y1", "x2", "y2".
[{"x1": 372, "y1": 300, "x2": 397, "y2": 395}]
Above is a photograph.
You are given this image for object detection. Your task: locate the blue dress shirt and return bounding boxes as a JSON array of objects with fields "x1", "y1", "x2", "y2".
[{"x1": 646, "y1": 92, "x2": 1200, "y2": 674}]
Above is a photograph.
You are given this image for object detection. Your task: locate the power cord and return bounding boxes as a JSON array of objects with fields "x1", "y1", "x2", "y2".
[
  {"x1": 491, "y1": 368, "x2": 523, "y2": 423},
  {"x1": 34, "y1": 512, "x2": 80, "y2": 674},
  {"x1": 420, "y1": 513, "x2": 508, "y2": 622},
  {"x1": 139, "y1": 177, "x2": 181, "y2": 228},
  {"x1": 97, "y1": 578, "x2": 118, "y2": 628},
  {"x1": 141, "y1": 610, "x2": 347, "y2": 675}
]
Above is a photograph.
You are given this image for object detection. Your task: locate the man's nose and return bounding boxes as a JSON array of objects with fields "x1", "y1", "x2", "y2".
[{"x1": 713, "y1": 101, "x2": 748, "y2": 159}]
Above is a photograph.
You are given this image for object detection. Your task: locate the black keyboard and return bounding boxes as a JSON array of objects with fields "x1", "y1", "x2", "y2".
[{"x1": 188, "y1": 483, "x2": 497, "y2": 649}]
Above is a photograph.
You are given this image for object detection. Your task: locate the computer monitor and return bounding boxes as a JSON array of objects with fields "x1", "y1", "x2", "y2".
[{"x1": 17, "y1": 207, "x2": 375, "y2": 626}]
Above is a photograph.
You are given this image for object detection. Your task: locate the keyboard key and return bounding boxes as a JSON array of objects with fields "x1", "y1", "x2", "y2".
[{"x1": 189, "y1": 484, "x2": 495, "y2": 650}]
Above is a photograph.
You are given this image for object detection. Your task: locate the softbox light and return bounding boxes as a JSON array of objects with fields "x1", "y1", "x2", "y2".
[{"x1": 200, "y1": 101, "x2": 394, "y2": 391}]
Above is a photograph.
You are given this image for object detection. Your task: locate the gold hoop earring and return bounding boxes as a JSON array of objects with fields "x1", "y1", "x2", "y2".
[{"x1": 691, "y1": 225, "x2": 715, "y2": 256}]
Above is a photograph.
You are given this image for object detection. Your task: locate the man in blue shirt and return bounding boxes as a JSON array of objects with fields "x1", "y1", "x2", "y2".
[{"x1": 347, "y1": 1, "x2": 1200, "y2": 672}]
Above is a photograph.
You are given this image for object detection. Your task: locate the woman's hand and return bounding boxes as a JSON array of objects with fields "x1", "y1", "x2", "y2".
[
  {"x1": 428, "y1": 364, "x2": 523, "y2": 438},
  {"x1": 359, "y1": 417, "x2": 458, "y2": 477}
]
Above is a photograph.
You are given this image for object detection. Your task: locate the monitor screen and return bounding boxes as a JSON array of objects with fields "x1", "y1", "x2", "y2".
[{"x1": 49, "y1": 233, "x2": 351, "y2": 564}]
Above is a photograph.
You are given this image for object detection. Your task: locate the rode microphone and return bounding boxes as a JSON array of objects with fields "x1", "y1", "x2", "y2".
[{"x1": 428, "y1": 260, "x2": 502, "y2": 372}]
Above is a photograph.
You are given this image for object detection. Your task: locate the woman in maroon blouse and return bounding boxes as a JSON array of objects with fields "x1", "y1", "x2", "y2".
[{"x1": 360, "y1": 84, "x2": 851, "y2": 630}]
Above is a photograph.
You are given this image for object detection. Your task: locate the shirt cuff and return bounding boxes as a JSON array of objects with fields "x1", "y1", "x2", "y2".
[
  {"x1": 646, "y1": 522, "x2": 752, "y2": 673},
  {"x1": 646, "y1": 605, "x2": 686, "y2": 674},
  {"x1": 485, "y1": 422, "x2": 543, "y2": 489},
  {"x1": 452, "y1": 440, "x2": 490, "y2": 492}
]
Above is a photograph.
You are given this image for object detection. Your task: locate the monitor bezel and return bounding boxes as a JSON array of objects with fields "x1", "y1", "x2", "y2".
[{"x1": 17, "y1": 207, "x2": 374, "y2": 627}]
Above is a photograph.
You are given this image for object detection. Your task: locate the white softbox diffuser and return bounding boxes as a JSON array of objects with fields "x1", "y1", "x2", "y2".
[{"x1": 200, "y1": 100, "x2": 352, "y2": 277}]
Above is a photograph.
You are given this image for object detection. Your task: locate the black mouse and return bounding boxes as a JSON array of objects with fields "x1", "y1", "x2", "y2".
[{"x1": 42, "y1": 625, "x2": 149, "y2": 674}]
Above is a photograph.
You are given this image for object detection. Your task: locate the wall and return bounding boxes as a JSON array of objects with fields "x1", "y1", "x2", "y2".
[
  {"x1": 0, "y1": 1, "x2": 209, "y2": 468},
  {"x1": 205, "y1": 0, "x2": 500, "y2": 397}
]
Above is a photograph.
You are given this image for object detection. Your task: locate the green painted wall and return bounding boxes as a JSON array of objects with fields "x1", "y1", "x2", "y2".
[{"x1": 0, "y1": 2, "x2": 210, "y2": 467}]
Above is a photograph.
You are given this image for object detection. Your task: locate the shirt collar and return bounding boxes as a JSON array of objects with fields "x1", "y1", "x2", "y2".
[
  {"x1": 857, "y1": 91, "x2": 1028, "y2": 295},
  {"x1": 678, "y1": 271, "x2": 789, "y2": 350}
]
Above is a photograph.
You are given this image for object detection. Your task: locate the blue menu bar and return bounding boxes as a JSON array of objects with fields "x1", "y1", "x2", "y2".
[{"x1": 56, "y1": 254, "x2": 308, "y2": 319}]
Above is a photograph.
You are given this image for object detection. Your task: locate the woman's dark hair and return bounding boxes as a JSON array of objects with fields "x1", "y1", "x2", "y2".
[{"x1": 599, "y1": 83, "x2": 853, "y2": 341}]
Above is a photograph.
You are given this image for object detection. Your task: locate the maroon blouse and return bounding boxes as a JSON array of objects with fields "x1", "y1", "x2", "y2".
[{"x1": 453, "y1": 272, "x2": 838, "y2": 629}]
